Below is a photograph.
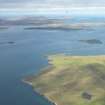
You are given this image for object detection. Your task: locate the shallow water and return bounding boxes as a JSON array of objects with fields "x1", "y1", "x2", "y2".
[{"x1": 0, "y1": 19, "x2": 105, "y2": 105}]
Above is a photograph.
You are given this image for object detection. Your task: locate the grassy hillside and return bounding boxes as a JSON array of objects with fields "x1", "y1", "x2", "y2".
[{"x1": 26, "y1": 55, "x2": 105, "y2": 105}]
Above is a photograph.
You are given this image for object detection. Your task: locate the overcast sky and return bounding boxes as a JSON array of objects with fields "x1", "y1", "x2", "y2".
[
  {"x1": 1, "y1": 0, "x2": 105, "y2": 7},
  {"x1": 0, "y1": 0, "x2": 105, "y2": 13},
  {"x1": 0, "y1": 0, "x2": 105, "y2": 4}
]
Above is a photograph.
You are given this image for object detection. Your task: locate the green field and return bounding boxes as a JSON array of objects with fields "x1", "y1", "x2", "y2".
[{"x1": 26, "y1": 55, "x2": 105, "y2": 105}]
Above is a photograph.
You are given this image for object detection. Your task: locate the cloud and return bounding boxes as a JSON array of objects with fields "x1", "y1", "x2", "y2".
[
  {"x1": 0, "y1": 0, "x2": 105, "y2": 12},
  {"x1": 0, "y1": 0, "x2": 105, "y2": 6}
]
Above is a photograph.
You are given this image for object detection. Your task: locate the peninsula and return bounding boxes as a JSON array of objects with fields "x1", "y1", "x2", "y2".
[{"x1": 24, "y1": 55, "x2": 105, "y2": 105}]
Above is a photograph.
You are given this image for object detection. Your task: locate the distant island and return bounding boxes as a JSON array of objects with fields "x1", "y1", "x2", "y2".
[
  {"x1": 24, "y1": 23, "x2": 84, "y2": 31},
  {"x1": 24, "y1": 54, "x2": 105, "y2": 105},
  {"x1": 79, "y1": 39, "x2": 103, "y2": 44},
  {"x1": 0, "y1": 17, "x2": 65, "y2": 26},
  {"x1": 0, "y1": 26, "x2": 8, "y2": 30},
  {"x1": 24, "y1": 22, "x2": 105, "y2": 31},
  {"x1": 1, "y1": 16, "x2": 105, "y2": 31}
]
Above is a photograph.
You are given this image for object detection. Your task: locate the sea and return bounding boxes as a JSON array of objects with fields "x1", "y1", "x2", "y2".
[{"x1": 0, "y1": 14, "x2": 105, "y2": 105}]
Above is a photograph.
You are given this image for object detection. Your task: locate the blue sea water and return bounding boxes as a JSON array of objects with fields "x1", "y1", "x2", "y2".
[{"x1": 0, "y1": 16, "x2": 105, "y2": 105}]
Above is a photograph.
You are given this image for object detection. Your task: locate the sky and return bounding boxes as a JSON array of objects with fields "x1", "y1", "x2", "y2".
[
  {"x1": 0, "y1": 0, "x2": 105, "y2": 6},
  {"x1": 0, "y1": 0, "x2": 105, "y2": 15}
]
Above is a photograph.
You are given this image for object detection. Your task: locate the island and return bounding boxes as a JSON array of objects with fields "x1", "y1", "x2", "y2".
[
  {"x1": 24, "y1": 54, "x2": 105, "y2": 105},
  {"x1": 1, "y1": 16, "x2": 105, "y2": 31},
  {"x1": 24, "y1": 23, "x2": 85, "y2": 31},
  {"x1": 79, "y1": 39, "x2": 103, "y2": 44},
  {"x1": 0, "y1": 26, "x2": 8, "y2": 30}
]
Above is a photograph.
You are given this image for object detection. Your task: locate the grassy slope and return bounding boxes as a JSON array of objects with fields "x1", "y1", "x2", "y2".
[{"x1": 28, "y1": 55, "x2": 105, "y2": 105}]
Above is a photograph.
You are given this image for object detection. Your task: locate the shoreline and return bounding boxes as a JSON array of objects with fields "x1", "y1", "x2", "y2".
[
  {"x1": 22, "y1": 79, "x2": 58, "y2": 105},
  {"x1": 22, "y1": 55, "x2": 105, "y2": 105}
]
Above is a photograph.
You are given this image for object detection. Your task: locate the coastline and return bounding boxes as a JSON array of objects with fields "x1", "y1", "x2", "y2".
[
  {"x1": 22, "y1": 55, "x2": 105, "y2": 105},
  {"x1": 22, "y1": 79, "x2": 58, "y2": 105}
]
